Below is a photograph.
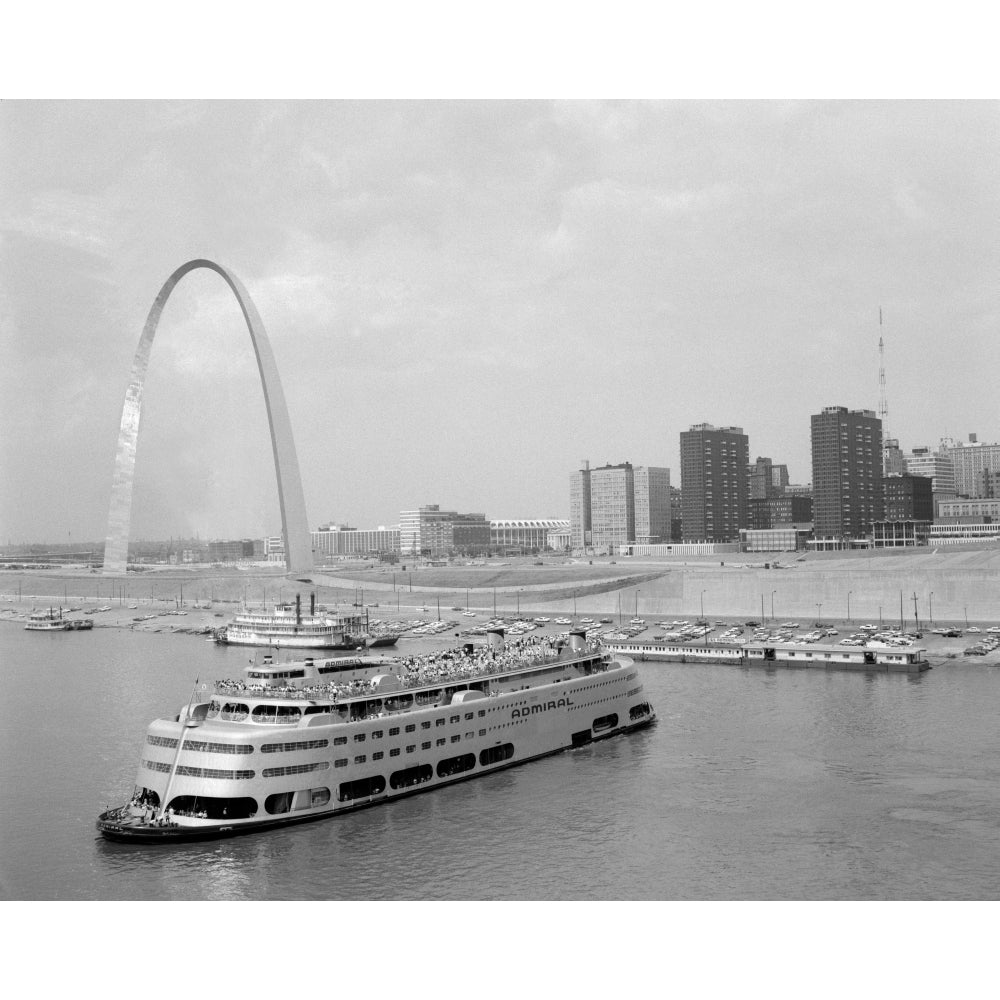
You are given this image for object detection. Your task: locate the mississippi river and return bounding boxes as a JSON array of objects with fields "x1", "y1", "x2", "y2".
[{"x1": 2, "y1": 623, "x2": 1000, "y2": 900}]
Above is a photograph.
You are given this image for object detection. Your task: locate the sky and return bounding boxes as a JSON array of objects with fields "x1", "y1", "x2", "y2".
[{"x1": 2, "y1": 94, "x2": 999, "y2": 544}]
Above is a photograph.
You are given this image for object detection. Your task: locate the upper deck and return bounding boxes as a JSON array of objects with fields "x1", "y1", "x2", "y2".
[{"x1": 192, "y1": 632, "x2": 611, "y2": 729}]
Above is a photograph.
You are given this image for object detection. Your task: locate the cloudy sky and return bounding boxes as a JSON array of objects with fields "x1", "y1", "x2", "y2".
[{"x1": 2, "y1": 98, "x2": 998, "y2": 545}]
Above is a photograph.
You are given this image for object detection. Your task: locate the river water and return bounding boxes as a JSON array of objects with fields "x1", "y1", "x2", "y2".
[{"x1": 3, "y1": 621, "x2": 1000, "y2": 900}]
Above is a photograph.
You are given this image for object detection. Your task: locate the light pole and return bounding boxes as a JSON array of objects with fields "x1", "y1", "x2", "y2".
[
  {"x1": 929, "y1": 592, "x2": 934, "y2": 625},
  {"x1": 771, "y1": 590, "x2": 776, "y2": 622},
  {"x1": 700, "y1": 590, "x2": 705, "y2": 620},
  {"x1": 635, "y1": 590, "x2": 640, "y2": 618},
  {"x1": 573, "y1": 590, "x2": 577, "y2": 620},
  {"x1": 847, "y1": 591, "x2": 852, "y2": 623},
  {"x1": 816, "y1": 603, "x2": 822, "y2": 625},
  {"x1": 965, "y1": 606, "x2": 969, "y2": 628}
]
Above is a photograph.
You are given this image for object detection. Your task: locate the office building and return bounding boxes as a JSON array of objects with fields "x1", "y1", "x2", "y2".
[
  {"x1": 590, "y1": 462, "x2": 635, "y2": 551},
  {"x1": 680, "y1": 424, "x2": 749, "y2": 543},
  {"x1": 633, "y1": 466, "x2": 672, "y2": 543},
  {"x1": 399, "y1": 505, "x2": 490, "y2": 557},
  {"x1": 941, "y1": 434, "x2": 1000, "y2": 498},
  {"x1": 810, "y1": 406, "x2": 883, "y2": 541},
  {"x1": 569, "y1": 463, "x2": 592, "y2": 549},
  {"x1": 313, "y1": 524, "x2": 401, "y2": 560},
  {"x1": 747, "y1": 456, "x2": 789, "y2": 499}
]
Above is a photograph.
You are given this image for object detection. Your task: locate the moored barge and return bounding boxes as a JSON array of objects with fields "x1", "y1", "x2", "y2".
[{"x1": 602, "y1": 638, "x2": 930, "y2": 673}]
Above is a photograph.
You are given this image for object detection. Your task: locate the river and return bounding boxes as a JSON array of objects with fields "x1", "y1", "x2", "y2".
[{"x1": 2, "y1": 621, "x2": 999, "y2": 900}]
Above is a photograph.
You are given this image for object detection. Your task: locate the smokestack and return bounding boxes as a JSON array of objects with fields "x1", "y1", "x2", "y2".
[
  {"x1": 486, "y1": 628, "x2": 505, "y2": 652},
  {"x1": 310, "y1": 592, "x2": 315, "y2": 616},
  {"x1": 568, "y1": 629, "x2": 588, "y2": 654},
  {"x1": 295, "y1": 593, "x2": 301, "y2": 625}
]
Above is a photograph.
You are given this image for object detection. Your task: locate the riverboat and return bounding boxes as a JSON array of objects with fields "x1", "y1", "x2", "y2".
[
  {"x1": 96, "y1": 629, "x2": 656, "y2": 842},
  {"x1": 214, "y1": 594, "x2": 366, "y2": 650},
  {"x1": 25, "y1": 608, "x2": 94, "y2": 632}
]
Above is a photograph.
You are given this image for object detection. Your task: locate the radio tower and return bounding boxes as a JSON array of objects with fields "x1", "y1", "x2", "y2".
[
  {"x1": 878, "y1": 307, "x2": 895, "y2": 477},
  {"x1": 878, "y1": 307, "x2": 888, "y2": 435}
]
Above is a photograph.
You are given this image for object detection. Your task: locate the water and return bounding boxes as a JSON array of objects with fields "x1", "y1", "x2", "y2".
[{"x1": 3, "y1": 622, "x2": 1000, "y2": 900}]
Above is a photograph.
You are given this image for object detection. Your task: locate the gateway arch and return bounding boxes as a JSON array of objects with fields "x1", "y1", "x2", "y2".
[{"x1": 103, "y1": 259, "x2": 313, "y2": 576}]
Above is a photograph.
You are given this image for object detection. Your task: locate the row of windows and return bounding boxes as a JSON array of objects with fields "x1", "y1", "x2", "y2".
[
  {"x1": 142, "y1": 760, "x2": 255, "y2": 780},
  {"x1": 261, "y1": 761, "x2": 330, "y2": 777},
  {"x1": 261, "y1": 739, "x2": 329, "y2": 754}
]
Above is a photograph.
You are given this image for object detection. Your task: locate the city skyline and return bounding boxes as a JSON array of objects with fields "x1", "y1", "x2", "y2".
[{"x1": 3, "y1": 101, "x2": 999, "y2": 544}]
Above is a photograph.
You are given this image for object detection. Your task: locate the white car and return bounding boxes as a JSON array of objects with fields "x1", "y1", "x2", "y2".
[{"x1": 967, "y1": 626, "x2": 981, "y2": 633}]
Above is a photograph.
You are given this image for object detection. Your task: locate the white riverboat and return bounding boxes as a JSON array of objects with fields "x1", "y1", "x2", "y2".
[
  {"x1": 215, "y1": 594, "x2": 365, "y2": 650},
  {"x1": 96, "y1": 629, "x2": 656, "y2": 842},
  {"x1": 25, "y1": 608, "x2": 94, "y2": 632}
]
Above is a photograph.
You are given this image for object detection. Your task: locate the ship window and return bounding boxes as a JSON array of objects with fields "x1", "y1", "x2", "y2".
[
  {"x1": 338, "y1": 776, "x2": 386, "y2": 802},
  {"x1": 450, "y1": 715, "x2": 460, "y2": 723},
  {"x1": 436, "y1": 719, "x2": 445, "y2": 727},
  {"x1": 436, "y1": 738, "x2": 446, "y2": 747},
  {"x1": 479, "y1": 729, "x2": 486, "y2": 737},
  {"x1": 406, "y1": 745, "x2": 415, "y2": 753},
  {"x1": 450, "y1": 735, "x2": 461, "y2": 743},
  {"x1": 354, "y1": 755, "x2": 366, "y2": 764},
  {"x1": 390, "y1": 748, "x2": 401, "y2": 757},
  {"x1": 166, "y1": 795, "x2": 256, "y2": 820},
  {"x1": 465, "y1": 732, "x2": 474, "y2": 739},
  {"x1": 479, "y1": 743, "x2": 515, "y2": 767},
  {"x1": 372, "y1": 730, "x2": 383, "y2": 739},
  {"x1": 465, "y1": 713, "x2": 474, "y2": 721},
  {"x1": 262, "y1": 762, "x2": 330, "y2": 777},
  {"x1": 335, "y1": 759, "x2": 348, "y2": 768},
  {"x1": 261, "y1": 739, "x2": 328, "y2": 754},
  {"x1": 309, "y1": 788, "x2": 330, "y2": 808},
  {"x1": 251, "y1": 704, "x2": 302, "y2": 725},
  {"x1": 421, "y1": 721, "x2": 431, "y2": 729},
  {"x1": 422, "y1": 741, "x2": 431, "y2": 750},
  {"x1": 593, "y1": 714, "x2": 619, "y2": 733},
  {"x1": 265, "y1": 792, "x2": 293, "y2": 815},
  {"x1": 405, "y1": 724, "x2": 415, "y2": 733},
  {"x1": 478, "y1": 710, "x2": 485, "y2": 718},
  {"x1": 354, "y1": 733, "x2": 366, "y2": 742},
  {"x1": 220, "y1": 702, "x2": 250, "y2": 722},
  {"x1": 389, "y1": 727, "x2": 400, "y2": 736},
  {"x1": 436, "y1": 753, "x2": 475, "y2": 778},
  {"x1": 373, "y1": 751, "x2": 384, "y2": 761},
  {"x1": 334, "y1": 736, "x2": 347, "y2": 746},
  {"x1": 389, "y1": 764, "x2": 433, "y2": 790}
]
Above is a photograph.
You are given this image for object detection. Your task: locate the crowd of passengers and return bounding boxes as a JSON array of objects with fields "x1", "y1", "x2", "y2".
[{"x1": 212, "y1": 635, "x2": 604, "y2": 702}]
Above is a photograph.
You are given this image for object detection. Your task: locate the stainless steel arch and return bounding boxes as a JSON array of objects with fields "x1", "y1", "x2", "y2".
[{"x1": 103, "y1": 259, "x2": 313, "y2": 575}]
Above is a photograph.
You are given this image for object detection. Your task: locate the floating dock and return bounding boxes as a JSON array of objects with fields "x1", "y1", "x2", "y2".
[{"x1": 602, "y1": 639, "x2": 931, "y2": 673}]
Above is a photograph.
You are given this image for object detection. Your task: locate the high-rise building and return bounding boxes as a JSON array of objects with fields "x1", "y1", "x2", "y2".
[
  {"x1": 399, "y1": 505, "x2": 489, "y2": 557},
  {"x1": 883, "y1": 438, "x2": 906, "y2": 477},
  {"x1": 810, "y1": 406, "x2": 883, "y2": 540},
  {"x1": 903, "y1": 445, "x2": 956, "y2": 511},
  {"x1": 590, "y1": 463, "x2": 635, "y2": 550},
  {"x1": 633, "y1": 466, "x2": 672, "y2": 543},
  {"x1": 883, "y1": 474, "x2": 934, "y2": 522},
  {"x1": 569, "y1": 462, "x2": 592, "y2": 549},
  {"x1": 747, "y1": 456, "x2": 789, "y2": 499},
  {"x1": 680, "y1": 424, "x2": 749, "y2": 543},
  {"x1": 940, "y1": 434, "x2": 1000, "y2": 498}
]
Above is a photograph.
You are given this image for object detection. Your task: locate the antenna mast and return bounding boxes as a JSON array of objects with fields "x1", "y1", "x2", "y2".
[{"x1": 878, "y1": 307, "x2": 888, "y2": 437}]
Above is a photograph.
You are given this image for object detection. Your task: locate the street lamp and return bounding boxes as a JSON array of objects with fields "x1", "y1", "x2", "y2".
[
  {"x1": 700, "y1": 590, "x2": 706, "y2": 620},
  {"x1": 816, "y1": 603, "x2": 822, "y2": 625},
  {"x1": 847, "y1": 591, "x2": 852, "y2": 622},
  {"x1": 635, "y1": 590, "x2": 640, "y2": 618},
  {"x1": 771, "y1": 590, "x2": 776, "y2": 622},
  {"x1": 929, "y1": 592, "x2": 934, "y2": 625}
]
